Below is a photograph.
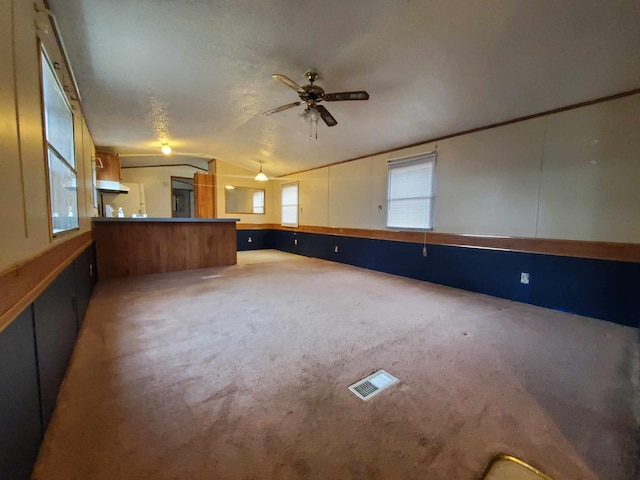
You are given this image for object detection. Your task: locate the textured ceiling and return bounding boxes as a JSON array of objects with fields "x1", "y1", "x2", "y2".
[{"x1": 48, "y1": 0, "x2": 640, "y2": 177}]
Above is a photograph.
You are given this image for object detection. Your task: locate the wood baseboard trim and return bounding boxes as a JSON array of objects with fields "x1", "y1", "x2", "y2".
[
  {"x1": 237, "y1": 224, "x2": 640, "y2": 263},
  {"x1": 0, "y1": 231, "x2": 93, "y2": 334}
]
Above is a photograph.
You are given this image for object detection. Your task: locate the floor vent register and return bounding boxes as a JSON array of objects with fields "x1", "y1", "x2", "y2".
[{"x1": 348, "y1": 370, "x2": 398, "y2": 401}]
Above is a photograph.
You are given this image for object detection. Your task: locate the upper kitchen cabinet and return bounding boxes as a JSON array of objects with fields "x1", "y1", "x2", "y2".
[
  {"x1": 95, "y1": 152, "x2": 121, "y2": 182},
  {"x1": 95, "y1": 152, "x2": 129, "y2": 194}
]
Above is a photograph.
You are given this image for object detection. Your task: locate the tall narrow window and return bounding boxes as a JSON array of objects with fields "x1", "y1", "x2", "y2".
[
  {"x1": 41, "y1": 49, "x2": 78, "y2": 235},
  {"x1": 281, "y1": 182, "x2": 299, "y2": 227},
  {"x1": 387, "y1": 153, "x2": 436, "y2": 230},
  {"x1": 252, "y1": 190, "x2": 265, "y2": 214}
]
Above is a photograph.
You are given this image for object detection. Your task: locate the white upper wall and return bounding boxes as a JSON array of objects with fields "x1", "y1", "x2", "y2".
[
  {"x1": 0, "y1": 0, "x2": 96, "y2": 272},
  {"x1": 120, "y1": 165, "x2": 203, "y2": 218},
  {"x1": 281, "y1": 93, "x2": 640, "y2": 243},
  {"x1": 214, "y1": 160, "x2": 277, "y2": 224},
  {"x1": 537, "y1": 96, "x2": 640, "y2": 242},
  {"x1": 433, "y1": 119, "x2": 545, "y2": 237}
]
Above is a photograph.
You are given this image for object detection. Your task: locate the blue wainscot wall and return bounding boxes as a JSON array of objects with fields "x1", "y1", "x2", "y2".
[
  {"x1": 0, "y1": 245, "x2": 97, "y2": 480},
  {"x1": 238, "y1": 229, "x2": 639, "y2": 329}
]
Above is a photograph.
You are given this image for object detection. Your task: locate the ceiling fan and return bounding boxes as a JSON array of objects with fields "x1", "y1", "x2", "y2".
[{"x1": 263, "y1": 70, "x2": 369, "y2": 129}]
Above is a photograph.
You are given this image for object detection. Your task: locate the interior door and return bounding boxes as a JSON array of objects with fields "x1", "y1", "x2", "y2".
[
  {"x1": 172, "y1": 189, "x2": 191, "y2": 218},
  {"x1": 193, "y1": 172, "x2": 216, "y2": 218}
]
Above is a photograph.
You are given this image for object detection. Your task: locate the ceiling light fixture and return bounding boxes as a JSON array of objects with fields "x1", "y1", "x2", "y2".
[
  {"x1": 254, "y1": 161, "x2": 268, "y2": 182},
  {"x1": 161, "y1": 143, "x2": 172, "y2": 155},
  {"x1": 300, "y1": 106, "x2": 319, "y2": 139}
]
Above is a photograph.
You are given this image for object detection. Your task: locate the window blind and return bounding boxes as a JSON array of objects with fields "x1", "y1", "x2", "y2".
[
  {"x1": 252, "y1": 190, "x2": 265, "y2": 214},
  {"x1": 281, "y1": 182, "x2": 299, "y2": 226},
  {"x1": 387, "y1": 154, "x2": 436, "y2": 229}
]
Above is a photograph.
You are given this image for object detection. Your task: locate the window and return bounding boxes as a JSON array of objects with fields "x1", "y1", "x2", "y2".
[
  {"x1": 41, "y1": 49, "x2": 78, "y2": 235},
  {"x1": 252, "y1": 190, "x2": 265, "y2": 214},
  {"x1": 387, "y1": 154, "x2": 436, "y2": 229},
  {"x1": 281, "y1": 182, "x2": 299, "y2": 227}
]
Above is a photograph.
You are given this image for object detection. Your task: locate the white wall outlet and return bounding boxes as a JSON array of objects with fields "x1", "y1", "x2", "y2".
[
  {"x1": 334, "y1": 246, "x2": 339, "y2": 253},
  {"x1": 294, "y1": 239, "x2": 298, "y2": 245},
  {"x1": 248, "y1": 237, "x2": 252, "y2": 243},
  {"x1": 520, "y1": 272, "x2": 530, "y2": 284},
  {"x1": 422, "y1": 246, "x2": 427, "y2": 257}
]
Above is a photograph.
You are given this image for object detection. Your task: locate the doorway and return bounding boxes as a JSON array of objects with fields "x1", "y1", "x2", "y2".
[{"x1": 171, "y1": 177, "x2": 195, "y2": 218}]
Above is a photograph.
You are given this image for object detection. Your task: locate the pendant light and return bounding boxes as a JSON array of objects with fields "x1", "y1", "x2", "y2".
[{"x1": 255, "y1": 161, "x2": 268, "y2": 182}]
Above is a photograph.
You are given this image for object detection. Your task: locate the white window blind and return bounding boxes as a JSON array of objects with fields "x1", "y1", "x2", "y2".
[
  {"x1": 387, "y1": 154, "x2": 436, "y2": 229},
  {"x1": 281, "y1": 182, "x2": 299, "y2": 226},
  {"x1": 252, "y1": 190, "x2": 265, "y2": 214}
]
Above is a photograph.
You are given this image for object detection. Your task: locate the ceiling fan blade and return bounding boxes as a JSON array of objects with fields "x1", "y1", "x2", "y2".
[
  {"x1": 263, "y1": 101, "x2": 302, "y2": 116},
  {"x1": 316, "y1": 105, "x2": 338, "y2": 127},
  {"x1": 324, "y1": 91, "x2": 370, "y2": 101},
  {"x1": 272, "y1": 74, "x2": 305, "y2": 93}
]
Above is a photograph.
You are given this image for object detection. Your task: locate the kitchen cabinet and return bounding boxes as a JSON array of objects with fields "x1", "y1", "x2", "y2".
[
  {"x1": 95, "y1": 152, "x2": 121, "y2": 182},
  {"x1": 92, "y1": 218, "x2": 238, "y2": 278}
]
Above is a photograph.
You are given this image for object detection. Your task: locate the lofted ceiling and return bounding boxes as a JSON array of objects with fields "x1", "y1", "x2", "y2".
[{"x1": 48, "y1": 0, "x2": 640, "y2": 177}]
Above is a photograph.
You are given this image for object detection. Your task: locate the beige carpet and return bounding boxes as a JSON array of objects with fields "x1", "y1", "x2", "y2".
[{"x1": 32, "y1": 250, "x2": 639, "y2": 479}]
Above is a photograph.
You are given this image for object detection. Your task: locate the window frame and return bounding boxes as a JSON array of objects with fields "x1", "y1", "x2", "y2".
[
  {"x1": 386, "y1": 153, "x2": 436, "y2": 231},
  {"x1": 252, "y1": 189, "x2": 265, "y2": 214},
  {"x1": 39, "y1": 43, "x2": 79, "y2": 238},
  {"x1": 281, "y1": 181, "x2": 299, "y2": 227}
]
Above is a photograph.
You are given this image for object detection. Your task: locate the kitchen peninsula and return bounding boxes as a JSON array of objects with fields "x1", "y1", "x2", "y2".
[{"x1": 92, "y1": 218, "x2": 239, "y2": 278}]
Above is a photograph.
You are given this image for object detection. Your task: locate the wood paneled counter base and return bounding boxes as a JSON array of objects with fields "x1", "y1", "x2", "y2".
[{"x1": 92, "y1": 218, "x2": 239, "y2": 278}]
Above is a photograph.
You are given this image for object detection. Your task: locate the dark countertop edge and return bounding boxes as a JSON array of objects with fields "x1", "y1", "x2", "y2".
[{"x1": 92, "y1": 217, "x2": 240, "y2": 223}]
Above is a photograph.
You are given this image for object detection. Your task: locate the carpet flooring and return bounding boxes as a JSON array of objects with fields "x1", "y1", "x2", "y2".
[{"x1": 32, "y1": 250, "x2": 639, "y2": 479}]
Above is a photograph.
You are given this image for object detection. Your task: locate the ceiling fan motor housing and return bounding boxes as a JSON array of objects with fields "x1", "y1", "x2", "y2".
[
  {"x1": 264, "y1": 70, "x2": 369, "y2": 127},
  {"x1": 302, "y1": 85, "x2": 325, "y2": 103}
]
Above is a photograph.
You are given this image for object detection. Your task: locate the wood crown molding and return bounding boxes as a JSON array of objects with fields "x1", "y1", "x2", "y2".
[
  {"x1": 237, "y1": 223, "x2": 640, "y2": 263},
  {"x1": 0, "y1": 231, "x2": 93, "y2": 334}
]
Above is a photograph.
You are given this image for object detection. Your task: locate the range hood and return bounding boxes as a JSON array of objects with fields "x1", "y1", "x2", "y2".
[{"x1": 96, "y1": 180, "x2": 130, "y2": 194}]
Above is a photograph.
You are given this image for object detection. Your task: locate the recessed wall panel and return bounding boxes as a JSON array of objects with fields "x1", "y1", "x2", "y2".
[
  {"x1": 433, "y1": 118, "x2": 545, "y2": 237},
  {"x1": 297, "y1": 168, "x2": 329, "y2": 227},
  {"x1": 328, "y1": 159, "x2": 372, "y2": 229},
  {"x1": 0, "y1": 307, "x2": 42, "y2": 480},
  {"x1": 537, "y1": 95, "x2": 640, "y2": 242}
]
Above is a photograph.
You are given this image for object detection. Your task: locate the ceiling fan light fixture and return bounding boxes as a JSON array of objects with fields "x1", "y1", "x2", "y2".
[
  {"x1": 255, "y1": 161, "x2": 268, "y2": 182},
  {"x1": 265, "y1": 70, "x2": 368, "y2": 137}
]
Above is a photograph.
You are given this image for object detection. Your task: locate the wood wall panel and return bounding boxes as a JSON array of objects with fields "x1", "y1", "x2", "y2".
[
  {"x1": 194, "y1": 172, "x2": 216, "y2": 218},
  {"x1": 0, "y1": 231, "x2": 93, "y2": 334},
  {"x1": 93, "y1": 221, "x2": 237, "y2": 278},
  {"x1": 236, "y1": 223, "x2": 640, "y2": 263}
]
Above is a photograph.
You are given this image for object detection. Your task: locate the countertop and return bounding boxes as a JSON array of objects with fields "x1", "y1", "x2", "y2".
[{"x1": 92, "y1": 217, "x2": 240, "y2": 223}]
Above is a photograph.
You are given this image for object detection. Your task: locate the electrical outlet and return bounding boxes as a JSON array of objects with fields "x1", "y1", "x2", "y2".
[
  {"x1": 248, "y1": 237, "x2": 252, "y2": 243},
  {"x1": 294, "y1": 239, "x2": 298, "y2": 246},
  {"x1": 334, "y1": 246, "x2": 339, "y2": 253},
  {"x1": 520, "y1": 272, "x2": 530, "y2": 284},
  {"x1": 422, "y1": 246, "x2": 427, "y2": 257}
]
